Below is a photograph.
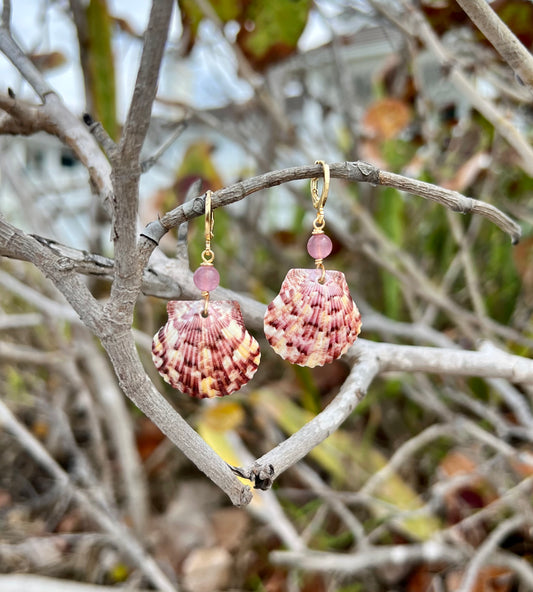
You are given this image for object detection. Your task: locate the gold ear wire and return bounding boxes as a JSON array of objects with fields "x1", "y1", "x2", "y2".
[
  {"x1": 200, "y1": 190, "x2": 215, "y2": 316},
  {"x1": 310, "y1": 161, "x2": 330, "y2": 283},
  {"x1": 310, "y1": 160, "x2": 330, "y2": 232},
  {"x1": 201, "y1": 190, "x2": 215, "y2": 266}
]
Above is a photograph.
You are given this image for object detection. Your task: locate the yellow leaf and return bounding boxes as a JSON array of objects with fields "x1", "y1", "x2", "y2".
[{"x1": 200, "y1": 400, "x2": 245, "y2": 432}]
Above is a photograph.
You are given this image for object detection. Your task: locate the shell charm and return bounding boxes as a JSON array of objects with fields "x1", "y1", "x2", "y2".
[
  {"x1": 264, "y1": 268, "x2": 361, "y2": 367},
  {"x1": 152, "y1": 300, "x2": 260, "y2": 399}
]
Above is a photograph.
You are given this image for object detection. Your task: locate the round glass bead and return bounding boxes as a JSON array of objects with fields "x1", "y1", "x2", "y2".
[
  {"x1": 193, "y1": 265, "x2": 220, "y2": 291},
  {"x1": 307, "y1": 234, "x2": 332, "y2": 259}
]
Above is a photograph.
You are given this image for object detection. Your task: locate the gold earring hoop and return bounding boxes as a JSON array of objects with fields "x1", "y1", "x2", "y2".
[
  {"x1": 310, "y1": 159, "x2": 330, "y2": 221},
  {"x1": 308, "y1": 160, "x2": 331, "y2": 284},
  {"x1": 198, "y1": 190, "x2": 216, "y2": 316}
]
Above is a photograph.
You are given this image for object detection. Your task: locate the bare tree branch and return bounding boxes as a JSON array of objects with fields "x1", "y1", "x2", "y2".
[
  {"x1": 106, "y1": 0, "x2": 174, "y2": 328},
  {"x1": 0, "y1": 28, "x2": 51, "y2": 99},
  {"x1": 152, "y1": 162, "x2": 521, "y2": 244},
  {"x1": 0, "y1": 312, "x2": 42, "y2": 329},
  {"x1": 0, "y1": 218, "x2": 104, "y2": 333},
  {"x1": 1, "y1": 0, "x2": 10, "y2": 29},
  {"x1": 100, "y1": 330, "x2": 253, "y2": 506},
  {"x1": 237, "y1": 351, "x2": 381, "y2": 487},
  {"x1": 0, "y1": 19, "x2": 113, "y2": 209},
  {"x1": 119, "y1": 0, "x2": 173, "y2": 162},
  {"x1": 456, "y1": 0, "x2": 533, "y2": 94},
  {"x1": 0, "y1": 94, "x2": 113, "y2": 211},
  {"x1": 0, "y1": 219, "x2": 252, "y2": 506},
  {"x1": 359, "y1": 339, "x2": 533, "y2": 383}
]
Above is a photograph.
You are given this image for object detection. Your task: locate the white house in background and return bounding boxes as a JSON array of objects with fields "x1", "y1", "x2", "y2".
[{"x1": 0, "y1": 132, "x2": 90, "y2": 248}]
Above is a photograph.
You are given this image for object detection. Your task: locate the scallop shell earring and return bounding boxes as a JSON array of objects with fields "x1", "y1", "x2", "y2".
[
  {"x1": 152, "y1": 191, "x2": 260, "y2": 398},
  {"x1": 264, "y1": 161, "x2": 362, "y2": 367}
]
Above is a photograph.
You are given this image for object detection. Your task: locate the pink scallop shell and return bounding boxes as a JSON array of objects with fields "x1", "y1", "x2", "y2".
[
  {"x1": 264, "y1": 268, "x2": 361, "y2": 367},
  {"x1": 152, "y1": 300, "x2": 260, "y2": 399}
]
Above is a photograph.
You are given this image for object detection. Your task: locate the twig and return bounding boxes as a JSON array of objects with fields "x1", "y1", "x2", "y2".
[
  {"x1": 479, "y1": 340, "x2": 533, "y2": 417},
  {"x1": 359, "y1": 423, "x2": 453, "y2": 498},
  {"x1": 443, "y1": 388, "x2": 521, "y2": 441},
  {"x1": 225, "y1": 431, "x2": 306, "y2": 551},
  {"x1": 0, "y1": 29, "x2": 113, "y2": 209},
  {"x1": 0, "y1": 94, "x2": 47, "y2": 134},
  {"x1": 141, "y1": 120, "x2": 188, "y2": 173},
  {"x1": 456, "y1": 0, "x2": 533, "y2": 94},
  {"x1": 420, "y1": 216, "x2": 483, "y2": 327},
  {"x1": 0, "y1": 312, "x2": 42, "y2": 329},
  {"x1": 0, "y1": 226, "x2": 104, "y2": 334},
  {"x1": 0, "y1": 27, "x2": 51, "y2": 99},
  {"x1": 58, "y1": 352, "x2": 115, "y2": 498},
  {"x1": 0, "y1": 222, "x2": 178, "y2": 299},
  {"x1": 457, "y1": 515, "x2": 525, "y2": 592},
  {"x1": 270, "y1": 541, "x2": 464, "y2": 574},
  {"x1": 443, "y1": 476, "x2": 533, "y2": 540},
  {"x1": 82, "y1": 112, "x2": 117, "y2": 160},
  {"x1": 0, "y1": 574, "x2": 154, "y2": 592},
  {"x1": 1, "y1": 0, "x2": 10, "y2": 29},
  {"x1": 490, "y1": 550, "x2": 533, "y2": 589},
  {"x1": 357, "y1": 339, "x2": 533, "y2": 382},
  {"x1": 119, "y1": 0, "x2": 173, "y2": 163},
  {"x1": 0, "y1": 267, "x2": 91, "y2": 326},
  {"x1": 0, "y1": 340, "x2": 64, "y2": 365},
  {"x1": 445, "y1": 210, "x2": 488, "y2": 325},
  {"x1": 292, "y1": 463, "x2": 368, "y2": 547}
]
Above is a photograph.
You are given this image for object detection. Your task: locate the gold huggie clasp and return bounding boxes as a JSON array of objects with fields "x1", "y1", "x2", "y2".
[
  {"x1": 201, "y1": 190, "x2": 215, "y2": 265},
  {"x1": 310, "y1": 161, "x2": 330, "y2": 284},
  {"x1": 310, "y1": 160, "x2": 329, "y2": 234},
  {"x1": 310, "y1": 160, "x2": 330, "y2": 212},
  {"x1": 200, "y1": 190, "x2": 215, "y2": 316}
]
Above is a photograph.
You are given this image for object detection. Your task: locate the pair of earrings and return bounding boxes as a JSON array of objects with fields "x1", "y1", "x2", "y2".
[{"x1": 152, "y1": 161, "x2": 362, "y2": 399}]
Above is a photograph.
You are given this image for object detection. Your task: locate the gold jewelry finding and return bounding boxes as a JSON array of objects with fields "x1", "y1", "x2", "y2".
[{"x1": 201, "y1": 190, "x2": 215, "y2": 265}]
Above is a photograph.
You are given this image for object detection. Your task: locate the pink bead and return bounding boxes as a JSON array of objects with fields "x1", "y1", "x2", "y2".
[
  {"x1": 193, "y1": 265, "x2": 220, "y2": 291},
  {"x1": 307, "y1": 234, "x2": 332, "y2": 259}
]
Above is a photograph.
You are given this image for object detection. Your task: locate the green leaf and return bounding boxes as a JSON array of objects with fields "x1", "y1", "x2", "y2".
[
  {"x1": 86, "y1": 0, "x2": 117, "y2": 139},
  {"x1": 377, "y1": 188, "x2": 404, "y2": 319},
  {"x1": 178, "y1": 0, "x2": 246, "y2": 53},
  {"x1": 178, "y1": 0, "x2": 311, "y2": 69},
  {"x1": 237, "y1": 0, "x2": 312, "y2": 70}
]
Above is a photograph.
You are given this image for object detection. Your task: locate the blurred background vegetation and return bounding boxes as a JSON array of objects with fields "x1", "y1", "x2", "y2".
[{"x1": 1, "y1": 1, "x2": 533, "y2": 591}]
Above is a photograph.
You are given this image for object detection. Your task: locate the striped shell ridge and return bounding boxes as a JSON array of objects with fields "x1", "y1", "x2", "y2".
[
  {"x1": 264, "y1": 268, "x2": 361, "y2": 367},
  {"x1": 152, "y1": 300, "x2": 260, "y2": 398}
]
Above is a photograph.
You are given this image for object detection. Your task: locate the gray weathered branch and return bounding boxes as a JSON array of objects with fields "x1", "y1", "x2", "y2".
[
  {"x1": 456, "y1": 0, "x2": 533, "y2": 94},
  {"x1": 151, "y1": 162, "x2": 521, "y2": 244}
]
